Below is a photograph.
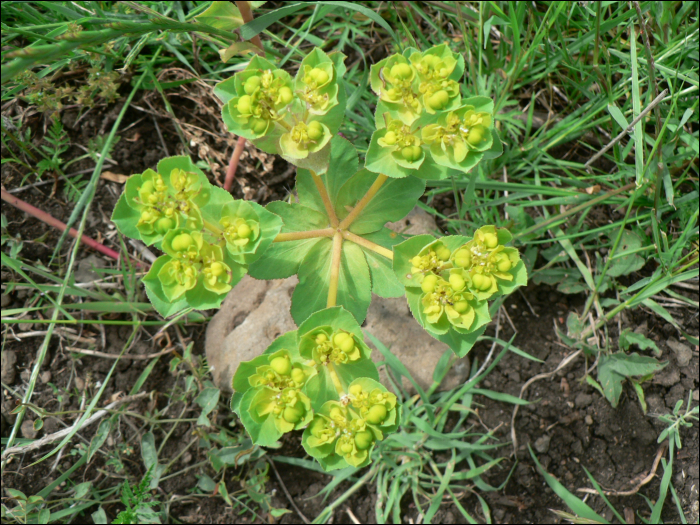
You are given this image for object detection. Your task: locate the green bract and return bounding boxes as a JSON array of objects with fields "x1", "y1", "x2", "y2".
[{"x1": 111, "y1": 44, "x2": 525, "y2": 473}]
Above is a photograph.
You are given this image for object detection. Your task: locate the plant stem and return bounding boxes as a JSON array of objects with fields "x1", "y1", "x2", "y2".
[
  {"x1": 338, "y1": 173, "x2": 388, "y2": 230},
  {"x1": 342, "y1": 230, "x2": 393, "y2": 260},
  {"x1": 274, "y1": 228, "x2": 335, "y2": 242},
  {"x1": 236, "y1": 1, "x2": 264, "y2": 54},
  {"x1": 0, "y1": 188, "x2": 135, "y2": 265},
  {"x1": 203, "y1": 219, "x2": 223, "y2": 236},
  {"x1": 327, "y1": 231, "x2": 343, "y2": 307},
  {"x1": 327, "y1": 363, "x2": 345, "y2": 396},
  {"x1": 311, "y1": 170, "x2": 339, "y2": 227},
  {"x1": 223, "y1": 136, "x2": 246, "y2": 192}
]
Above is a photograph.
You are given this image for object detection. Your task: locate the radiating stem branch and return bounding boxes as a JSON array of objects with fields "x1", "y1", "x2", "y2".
[
  {"x1": 338, "y1": 174, "x2": 388, "y2": 230},
  {"x1": 327, "y1": 363, "x2": 345, "y2": 396},
  {"x1": 311, "y1": 170, "x2": 339, "y2": 227},
  {"x1": 203, "y1": 219, "x2": 223, "y2": 236},
  {"x1": 342, "y1": 230, "x2": 393, "y2": 260},
  {"x1": 274, "y1": 228, "x2": 335, "y2": 242},
  {"x1": 327, "y1": 231, "x2": 343, "y2": 307}
]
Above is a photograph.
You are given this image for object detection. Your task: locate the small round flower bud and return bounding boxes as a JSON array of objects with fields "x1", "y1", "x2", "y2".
[
  {"x1": 366, "y1": 404, "x2": 387, "y2": 425},
  {"x1": 171, "y1": 233, "x2": 193, "y2": 252},
  {"x1": 270, "y1": 356, "x2": 291, "y2": 376},
  {"x1": 237, "y1": 95, "x2": 252, "y2": 114},
  {"x1": 210, "y1": 261, "x2": 225, "y2": 277},
  {"x1": 401, "y1": 145, "x2": 422, "y2": 162},
  {"x1": 278, "y1": 86, "x2": 293, "y2": 105},
  {"x1": 250, "y1": 118, "x2": 268, "y2": 134},
  {"x1": 310, "y1": 68, "x2": 329, "y2": 85},
  {"x1": 496, "y1": 256, "x2": 512, "y2": 272},
  {"x1": 483, "y1": 233, "x2": 498, "y2": 249},
  {"x1": 454, "y1": 249, "x2": 471, "y2": 268},
  {"x1": 390, "y1": 63, "x2": 412, "y2": 79},
  {"x1": 307, "y1": 121, "x2": 323, "y2": 141},
  {"x1": 244, "y1": 76, "x2": 261, "y2": 95},
  {"x1": 349, "y1": 384, "x2": 363, "y2": 396},
  {"x1": 333, "y1": 332, "x2": 350, "y2": 347},
  {"x1": 449, "y1": 273, "x2": 465, "y2": 292},
  {"x1": 291, "y1": 367, "x2": 305, "y2": 384},
  {"x1": 472, "y1": 273, "x2": 491, "y2": 291},
  {"x1": 435, "y1": 246, "x2": 451, "y2": 261},
  {"x1": 237, "y1": 223, "x2": 252, "y2": 238},
  {"x1": 340, "y1": 442, "x2": 353, "y2": 454},
  {"x1": 428, "y1": 89, "x2": 449, "y2": 110},
  {"x1": 453, "y1": 300, "x2": 469, "y2": 313},
  {"x1": 354, "y1": 431, "x2": 373, "y2": 450},
  {"x1": 315, "y1": 333, "x2": 328, "y2": 344},
  {"x1": 467, "y1": 127, "x2": 483, "y2": 145},
  {"x1": 154, "y1": 217, "x2": 175, "y2": 234},
  {"x1": 283, "y1": 406, "x2": 303, "y2": 424},
  {"x1": 421, "y1": 274, "x2": 438, "y2": 294},
  {"x1": 383, "y1": 131, "x2": 397, "y2": 145},
  {"x1": 411, "y1": 255, "x2": 422, "y2": 267}
]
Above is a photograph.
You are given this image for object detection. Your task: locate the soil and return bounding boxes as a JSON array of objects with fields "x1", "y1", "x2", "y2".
[{"x1": 2, "y1": 62, "x2": 698, "y2": 525}]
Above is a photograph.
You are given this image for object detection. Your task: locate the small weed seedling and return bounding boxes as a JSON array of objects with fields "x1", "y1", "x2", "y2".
[{"x1": 112, "y1": 44, "x2": 527, "y2": 471}]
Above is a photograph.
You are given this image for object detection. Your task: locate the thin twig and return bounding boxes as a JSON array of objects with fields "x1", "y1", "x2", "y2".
[
  {"x1": 584, "y1": 89, "x2": 668, "y2": 168},
  {"x1": 577, "y1": 441, "x2": 667, "y2": 496},
  {"x1": 223, "y1": 135, "x2": 246, "y2": 192},
  {"x1": 1, "y1": 393, "x2": 148, "y2": 458},
  {"x1": 66, "y1": 346, "x2": 177, "y2": 360},
  {"x1": 266, "y1": 457, "x2": 310, "y2": 524},
  {"x1": 511, "y1": 348, "x2": 583, "y2": 455}
]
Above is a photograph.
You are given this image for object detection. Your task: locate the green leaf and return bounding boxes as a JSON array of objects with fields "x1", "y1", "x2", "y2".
[
  {"x1": 140, "y1": 432, "x2": 165, "y2": 489},
  {"x1": 618, "y1": 328, "x2": 661, "y2": 356},
  {"x1": 361, "y1": 229, "x2": 406, "y2": 298},
  {"x1": 494, "y1": 259, "x2": 528, "y2": 297},
  {"x1": 143, "y1": 256, "x2": 190, "y2": 318},
  {"x1": 248, "y1": 201, "x2": 328, "y2": 280},
  {"x1": 194, "y1": 1, "x2": 244, "y2": 30},
  {"x1": 336, "y1": 170, "x2": 426, "y2": 234},
  {"x1": 111, "y1": 193, "x2": 142, "y2": 241},
  {"x1": 238, "y1": 389, "x2": 282, "y2": 447},
  {"x1": 482, "y1": 127, "x2": 503, "y2": 160},
  {"x1": 297, "y1": 136, "x2": 359, "y2": 217},
  {"x1": 239, "y1": 3, "x2": 307, "y2": 40},
  {"x1": 604, "y1": 351, "x2": 667, "y2": 377},
  {"x1": 597, "y1": 356, "x2": 625, "y2": 407},
  {"x1": 195, "y1": 386, "x2": 221, "y2": 427},
  {"x1": 607, "y1": 230, "x2": 645, "y2": 277},
  {"x1": 292, "y1": 239, "x2": 372, "y2": 325}
]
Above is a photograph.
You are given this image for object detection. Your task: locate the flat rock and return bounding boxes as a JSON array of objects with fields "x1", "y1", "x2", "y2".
[
  {"x1": 1, "y1": 350, "x2": 17, "y2": 384},
  {"x1": 205, "y1": 208, "x2": 471, "y2": 394},
  {"x1": 75, "y1": 255, "x2": 106, "y2": 283},
  {"x1": 667, "y1": 338, "x2": 693, "y2": 367}
]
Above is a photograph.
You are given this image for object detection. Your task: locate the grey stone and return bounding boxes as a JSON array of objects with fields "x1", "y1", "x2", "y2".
[
  {"x1": 667, "y1": 338, "x2": 693, "y2": 367},
  {"x1": 40, "y1": 371, "x2": 51, "y2": 384},
  {"x1": 21, "y1": 419, "x2": 37, "y2": 439},
  {"x1": 74, "y1": 255, "x2": 106, "y2": 283},
  {"x1": 1, "y1": 293, "x2": 11, "y2": 308},
  {"x1": 205, "y1": 207, "x2": 455, "y2": 394},
  {"x1": 205, "y1": 276, "x2": 295, "y2": 393},
  {"x1": 654, "y1": 365, "x2": 680, "y2": 387},
  {"x1": 633, "y1": 321, "x2": 648, "y2": 337},
  {"x1": 387, "y1": 207, "x2": 438, "y2": 236},
  {"x1": 1, "y1": 350, "x2": 17, "y2": 384},
  {"x1": 205, "y1": 282, "x2": 471, "y2": 395},
  {"x1": 534, "y1": 434, "x2": 551, "y2": 453}
]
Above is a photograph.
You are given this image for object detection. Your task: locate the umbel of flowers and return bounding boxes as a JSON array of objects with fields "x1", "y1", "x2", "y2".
[
  {"x1": 365, "y1": 44, "x2": 502, "y2": 180},
  {"x1": 392, "y1": 226, "x2": 527, "y2": 354}
]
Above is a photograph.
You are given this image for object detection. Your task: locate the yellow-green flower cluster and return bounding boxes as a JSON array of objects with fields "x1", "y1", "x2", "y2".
[
  {"x1": 130, "y1": 168, "x2": 203, "y2": 239},
  {"x1": 248, "y1": 350, "x2": 313, "y2": 434},
  {"x1": 232, "y1": 69, "x2": 295, "y2": 137},
  {"x1": 308, "y1": 329, "x2": 361, "y2": 365},
  {"x1": 421, "y1": 106, "x2": 493, "y2": 168},
  {"x1": 408, "y1": 227, "x2": 520, "y2": 331},
  {"x1": 305, "y1": 381, "x2": 397, "y2": 467},
  {"x1": 158, "y1": 229, "x2": 233, "y2": 301}
]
